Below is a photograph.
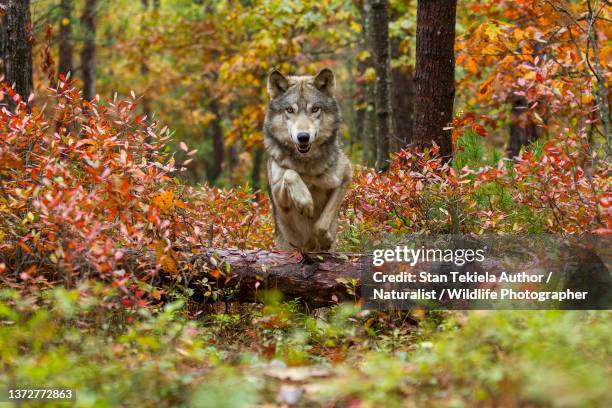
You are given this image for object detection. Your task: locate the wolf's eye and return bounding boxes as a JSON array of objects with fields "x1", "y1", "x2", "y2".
[
  {"x1": 311, "y1": 106, "x2": 320, "y2": 113},
  {"x1": 285, "y1": 107, "x2": 294, "y2": 114}
]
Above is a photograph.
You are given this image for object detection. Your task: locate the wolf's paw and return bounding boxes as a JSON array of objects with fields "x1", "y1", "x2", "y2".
[
  {"x1": 314, "y1": 223, "x2": 333, "y2": 249},
  {"x1": 292, "y1": 191, "x2": 314, "y2": 218},
  {"x1": 285, "y1": 170, "x2": 314, "y2": 218}
]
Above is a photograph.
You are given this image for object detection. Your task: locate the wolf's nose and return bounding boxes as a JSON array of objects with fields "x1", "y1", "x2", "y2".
[{"x1": 297, "y1": 133, "x2": 310, "y2": 144}]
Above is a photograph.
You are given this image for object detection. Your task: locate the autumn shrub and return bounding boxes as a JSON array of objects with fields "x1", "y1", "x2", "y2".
[
  {"x1": 0, "y1": 82, "x2": 272, "y2": 306},
  {"x1": 344, "y1": 130, "x2": 610, "y2": 245}
]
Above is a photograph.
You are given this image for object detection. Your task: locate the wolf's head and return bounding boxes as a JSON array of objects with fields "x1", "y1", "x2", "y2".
[{"x1": 265, "y1": 68, "x2": 339, "y2": 155}]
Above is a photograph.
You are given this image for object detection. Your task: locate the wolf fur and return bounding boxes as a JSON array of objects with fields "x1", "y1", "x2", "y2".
[{"x1": 264, "y1": 68, "x2": 352, "y2": 251}]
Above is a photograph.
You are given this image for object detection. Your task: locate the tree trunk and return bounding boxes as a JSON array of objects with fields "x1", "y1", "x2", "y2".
[
  {"x1": 506, "y1": 96, "x2": 541, "y2": 158},
  {"x1": 251, "y1": 146, "x2": 264, "y2": 192},
  {"x1": 140, "y1": 0, "x2": 151, "y2": 119},
  {"x1": 413, "y1": 0, "x2": 456, "y2": 160},
  {"x1": 208, "y1": 99, "x2": 224, "y2": 184},
  {"x1": 139, "y1": 0, "x2": 159, "y2": 120},
  {"x1": 81, "y1": 0, "x2": 97, "y2": 101},
  {"x1": 0, "y1": 0, "x2": 4, "y2": 79},
  {"x1": 391, "y1": 38, "x2": 415, "y2": 150},
  {"x1": 363, "y1": 93, "x2": 377, "y2": 166},
  {"x1": 359, "y1": 2, "x2": 376, "y2": 167},
  {"x1": 346, "y1": 56, "x2": 357, "y2": 155},
  {"x1": 367, "y1": 0, "x2": 393, "y2": 172},
  {"x1": 1, "y1": 0, "x2": 33, "y2": 106},
  {"x1": 354, "y1": 73, "x2": 367, "y2": 161},
  {"x1": 58, "y1": 0, "x2": 73, "y2": 77},
  {"x1": 585, "y1": 2, "x2": 610, "y2": 158},
  {"x1": 227, "y1": 143, "x2": 240, "y2": 185}
]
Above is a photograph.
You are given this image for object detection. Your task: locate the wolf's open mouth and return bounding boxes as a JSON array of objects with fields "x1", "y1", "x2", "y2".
[{"x1": 296, "y1": 144, "x2": 311, "y2": 154}]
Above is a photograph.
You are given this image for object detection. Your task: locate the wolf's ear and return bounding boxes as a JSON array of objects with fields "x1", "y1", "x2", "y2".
[
  {"x1": 313, "y1": 68, "x2": 335, "y2": 96},
  {"x1": 267, "y1": 69, "x2": 289, "y2": 99}
]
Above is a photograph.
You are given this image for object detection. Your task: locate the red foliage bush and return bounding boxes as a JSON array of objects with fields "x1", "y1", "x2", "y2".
[
  {"x1": 346, "y1": 140, "x2": 610, "y2": 237},
  {"x1": 477, "y1": 138, "x2": 611, "y2": 234},
  {"x1": 0, "y1": 81, "x2": 272, "y2": 299}
]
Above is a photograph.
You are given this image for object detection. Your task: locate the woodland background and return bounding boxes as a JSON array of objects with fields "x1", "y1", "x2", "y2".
[{"x1": 0, "y1": 0, "x2": 611, "y2": 406}]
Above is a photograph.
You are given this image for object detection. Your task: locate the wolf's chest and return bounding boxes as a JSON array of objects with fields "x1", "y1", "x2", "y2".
[{"x1": 301, "y1": 171, "x2": 342, "y2": 191}]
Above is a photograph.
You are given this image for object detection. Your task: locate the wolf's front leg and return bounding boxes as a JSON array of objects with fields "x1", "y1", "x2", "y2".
[
  {"x1": 271, "y1": 168, "x2": 314, "y2": 218},
  {"x1": 284, "y1": 170, "x2": 314, "y2": 218}
]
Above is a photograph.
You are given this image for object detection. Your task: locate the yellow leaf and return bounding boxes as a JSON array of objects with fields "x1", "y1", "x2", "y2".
[
  {"x1": 22, "y1": 211, "x2": 35, "y2": 225},
  {"x1": 363, "y1": 67, "x2": 376, "y2": 82},
  {"x1": 161, "y1": 254, "x2": 178, "y2": 274},
  {"x1": 152, "y1": 190, "x2": 175, "y2": 213},
  {"x1": 600, "y1": 47, "x2": 611, "y2": 69},
  {"x1": 524, "y1": 71, "x2": 536, "y2": 80},
  {"x1": 533, "y1": 112, "x2": 544, "y2": 124},
  {"x1": 154, "y1": 241, "x2": 178, "y2": 274},
  {"x1": 357, "y1": 51, "x2": 370, "y2": 62},
  {"x1": 581, "y1": 94, "x2": 595, "y2": 104},
  {"x1": 200, "y1": 111, "x2": 217, "y2": 126},
  {"x1": 466, "y1": 57, "x2": 479, "y2": 74},
  {"x1": 514, "y1": 28, "x2": 527, "y2": 41},
  {"x1": 151, "y1": 288, "x2": 162, "y2": 300},
  {"x1": 500, "y1": 55, "x2": 515, "y2": 68},
  {"x1": 485, "y1": 22, "x2": 502, "y2": 39},
  {"x1": 477, "y1": 76, "x2": 495, "y2": 101},
  {"x1": 62, "y1": 18, "x2": 70, "y2": 26},
  {"x1": 174, "y1": 200, "x2": 187, "y2": 209}
]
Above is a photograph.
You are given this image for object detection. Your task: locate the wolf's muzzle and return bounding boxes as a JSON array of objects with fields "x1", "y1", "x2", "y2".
[
  {"x1": 297, "y1": 133, "x2": 310, "y2": 143},
  {"x1": 296, "y1": 132, "x2": 311, "y2": 153}
]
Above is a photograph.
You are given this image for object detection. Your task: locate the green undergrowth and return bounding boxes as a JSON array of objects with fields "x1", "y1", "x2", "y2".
[{"x1": 0, "y1": 286, "x2": 610, "y2": 407}]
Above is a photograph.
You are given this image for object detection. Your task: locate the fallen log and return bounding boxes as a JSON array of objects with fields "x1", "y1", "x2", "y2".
[
  {"x1": 162, "y1": 248, "x2": 363, "y2": 308},
  {"x1": 0, "y1": 247, "x2": 362, "y2": 307}
]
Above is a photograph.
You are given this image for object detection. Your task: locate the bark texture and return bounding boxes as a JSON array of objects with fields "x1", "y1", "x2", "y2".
[
  {"x1": 139, "y1": 0, "x2": 159, "y2": 120},
  {"x1": 391, "y1": 38, "x2": 415, "y2": 150},
  {"x1": 81, "y1": 0, "x2": 97, "y2": 100},
  {"x1": 140, "y1": 0, "x2": 151, "y2": 119},
  {"x1": 413, "y1": 0, "x2": 456, "y2": 160},
  {"x1": 358, "y1": 1, "x2": 376, "y2": 167},
  {"x1": 208, "y1": 99, "x2": 224, "y2": 183},
  {"x1": 58, "y1": 0, "x2": 73, "y2": 77},
  {"x1": 1, "y1": 0, "x2": 33, "y2": 104},
  {"x1": 354, "y1": 67, "x2": 367, "y2": 161},
  {"x1": 367, "y1": 0, "x2": 393, "y2": 172},
  {"x1": 251, "y1": 146, "x2": 264, "y2": 191}
]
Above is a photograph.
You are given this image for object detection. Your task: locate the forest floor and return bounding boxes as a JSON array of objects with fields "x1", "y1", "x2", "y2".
[{"x1": 1, "y1": 279, "x2": 610, "y2": 407}]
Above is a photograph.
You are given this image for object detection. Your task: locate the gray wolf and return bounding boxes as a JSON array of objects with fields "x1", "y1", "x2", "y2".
[{"x1": 264, "y1": 68, "x2": 352, "y2": 251}]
